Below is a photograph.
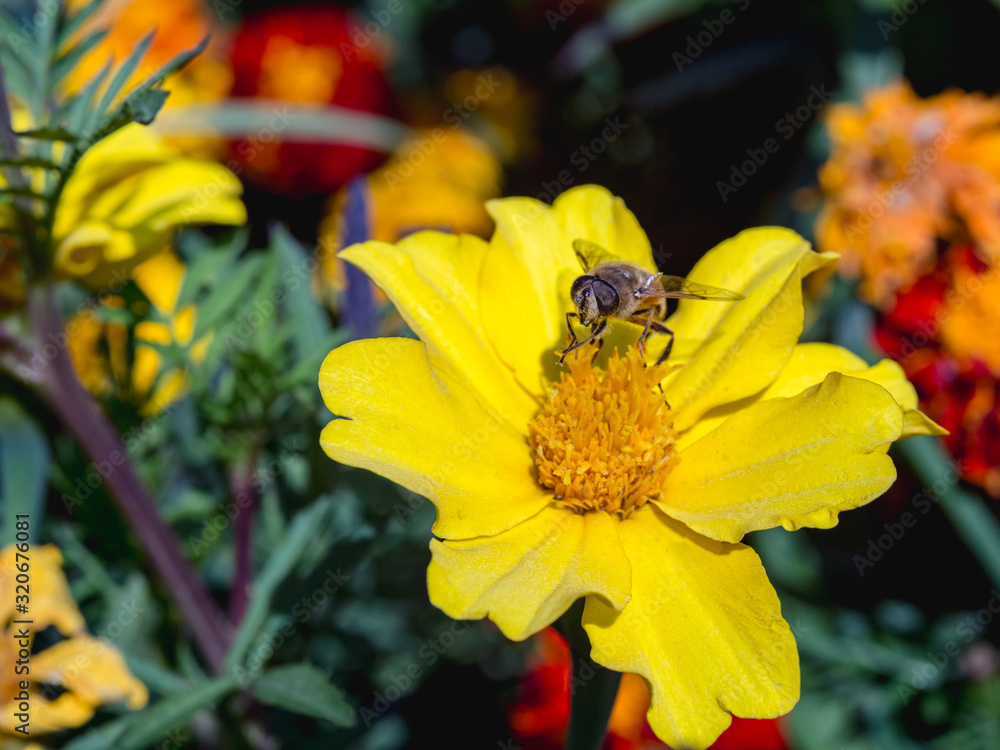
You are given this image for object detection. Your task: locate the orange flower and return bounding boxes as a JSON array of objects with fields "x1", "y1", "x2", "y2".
[
  {"x1": 63, "y1": 0, "x2": 233, "y2": 157},
  {"x1": 817, "y1": 81, "x2": 1000, "y2": 306}
]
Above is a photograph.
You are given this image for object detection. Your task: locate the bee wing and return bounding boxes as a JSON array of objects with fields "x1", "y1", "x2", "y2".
[
  {"x1": 643, "y1": 275, "x2": 745, "y2": 301},
  {"x1": 572, "y1": 238, "x2": 617, "y2": 271}
]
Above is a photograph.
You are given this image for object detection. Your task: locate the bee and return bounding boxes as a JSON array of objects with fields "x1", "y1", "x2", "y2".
[{"x1": 559, "y1": 239, "x2": 744, "y2": 366}]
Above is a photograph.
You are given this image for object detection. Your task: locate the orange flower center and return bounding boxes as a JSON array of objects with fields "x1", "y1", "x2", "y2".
[{"x1": 528, "y1": 346, "x2": 678, "y2": 517}]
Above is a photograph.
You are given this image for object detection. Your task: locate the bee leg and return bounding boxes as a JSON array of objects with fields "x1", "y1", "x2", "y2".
[
  {"x1": 653, "y1": 323, "x2": 675, "y2": 366},
  {"x1": 558, "y1": 313, "x2": 580, "y2": 366},
  {"x1": 627, "y1": 318, "x2": 673, "y2": 402},
  {"x1": 589, "y1": 331, "x2": 606, "y2": 365},
  {"x1": 559, "y1": 319, "x2": 606, "y2": 366}
]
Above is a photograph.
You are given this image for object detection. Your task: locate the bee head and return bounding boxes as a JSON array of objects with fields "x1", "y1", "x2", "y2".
[{"x1": 571, "y1": 275, "x2": 619, "y2": 325}]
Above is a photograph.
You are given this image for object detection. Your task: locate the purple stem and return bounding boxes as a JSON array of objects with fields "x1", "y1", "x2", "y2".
[
  {"x1": 341, "y1": 177, "x2": 377, "y2": 340},
  {"x1": 228, "y1": 460, "x2": 256, "y2": 624},
  {"x1": 29, "y1": 285, "x2": 231, "y2": 671}
]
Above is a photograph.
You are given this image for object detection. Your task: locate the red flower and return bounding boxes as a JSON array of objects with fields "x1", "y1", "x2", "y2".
[
  {"x1": 875, "y1": 244, "x2": 1000, "y2": 496},
  {"x1": 507, "y1": 629, "x2": 790, "y2": 750},
  {"x1": 229, "y1": 5, "x2": 395, "y2": 195}
]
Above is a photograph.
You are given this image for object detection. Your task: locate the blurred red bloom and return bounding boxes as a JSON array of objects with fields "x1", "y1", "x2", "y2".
[
  {"x1": 229, "y1": 4, "x2": 396, "y2": 195},
  {"x1": 875, "y1": 244, "x2": 1000, "y2": 496},
  {"x1": 507, "y1": 628, "x2": 790, "y2": 750}
]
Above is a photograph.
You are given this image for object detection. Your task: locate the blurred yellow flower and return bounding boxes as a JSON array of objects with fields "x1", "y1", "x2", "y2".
[
  {"x1": 817, "y1": 80, "x2": 1000, "y2": 306},
  {"x1": 316, "y1": 127, "x2": 501, "y2": 304},
  {"x1": 67, "y1": 248, "x2": 207, "y2": 415},
  {"x1": 0, "y1": 545, "x2": 147, "y2": 738},
  {"x1": 319, "y1": 185, "x2": 942, "y2": 749},
  {"x1": 52, "y1": 123, "x2": 246, "y2": 289}
]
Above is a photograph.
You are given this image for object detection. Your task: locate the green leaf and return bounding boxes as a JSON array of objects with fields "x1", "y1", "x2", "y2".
[
  {"x1": 223, "y1": 500, "x2": 331, "y2": 675},
  {"x1": 94, "y1": 36, "x2": 209, "y2": 138},
  {"x1": 57, "y1": 0, "x2": 107, "y2": 49},
  {"x1": 272, "y1": 224, "x2": 331, "y2": 363},
  {"x1": 91, "y1": 30, "x2": 155, "y2": 126},
  {"x1": 65, "y1": 673, "x2": 239, "y2": 750},
  {"x1": 52, "y1": 27, "x2": 109, "y2": 83},
  {"x1": 14, "y1": 127, "x2": 78, "y2": 142},
  {"x1": 0, "y1": 156, "x2": 61, "y2": 169},
  {"x1": 192, "y1": 253, "x2": 266, "y2": 340},
  {"x1": 0, "y1": 398, "x2": 49, "y2": 544},
  {"x1": 63, "y1": 59, "x2": 113, "y2": 137},
  {"x1": 252, "y1": 663, "x2": 357, "y2": 727},
  {"x1": 127, "y1": 86, "x2": 170, "y2": 124},
  {"x1": 278, "y1": 328, "x2": 352, "y2": 390},
  {"x1": 175, "y1": 228, "x2": 248, "y2": 308},
  {"x1": 116, "y1": 674, "x2": 239, "y2": 750}
]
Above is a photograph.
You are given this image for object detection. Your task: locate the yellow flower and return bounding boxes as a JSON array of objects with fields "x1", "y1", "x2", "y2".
[
  {"x1": 319, "y1": 185, "x2": 941, "y2": 749},
  {"x1": 52, "y1": 123, "x2": 246, "y2": 289},
  {"x1": 0, "y1": 545, "x2": 147, "y2": 738},
  {"x1": 67, "y1": 248, "x2": 207, "y2": 414}
]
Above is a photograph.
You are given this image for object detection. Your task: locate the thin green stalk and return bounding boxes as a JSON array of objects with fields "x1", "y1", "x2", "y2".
[
  {"x1": 896, "y1": 436, "x2": 1000, "y2": 591},
  {"x1": 558, "y1": 600, "x2": 621, "y2": 750}
]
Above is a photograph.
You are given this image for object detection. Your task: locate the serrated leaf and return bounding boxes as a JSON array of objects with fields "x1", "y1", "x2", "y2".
[
  {"x1": 192, "y1": 253, "x2": 265, "y2": 340},
  {"x1": 0, "y1": 399, "x2": 49, "y2": 544},
  {"x1": 252, "y1": 663, "x2": 356, "y2": 727},
  {"x1": 272, "y1": 224, "x2": 330, "y2": 363}
]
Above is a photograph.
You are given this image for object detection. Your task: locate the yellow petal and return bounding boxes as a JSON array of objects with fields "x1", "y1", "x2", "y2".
[
  {"x1": 481, "y1": 185, "x2": 656, "y2": 394},
  {"x1": 0, "y1": 691, "x2": 94, "y2": 735},
  {"x1": 663, "y1": 227, "x2": 837, "y2": 432},
  {"x1": 428, "y1": 506, "x2": 630, "y2": 640},
  {"x1": 132, "y1": 248, "x2": 186, "y2": 313},
  {"x1": 661, "y1": 373, "x2": 902, "y2": 543},
  {"x1": 757, "y1": 343, "x2": 946, "y2": 439},
  {"x1": 32, "y1": 635, "x2": 148, "y2": 711},
  {"x1": 0, "y1": 545, "x2": 85, "y2": 636},
  {"x1": 340, "y1": 232, "x2": 537, "y2": 426},
  {"x1": 582, "y1": 506, "x2": 798, "y2": 750},
  {"x1": 680, "y1": 343, "x2": 945, "y2": 448},
  {"x1": 319, "y1": 338, "x2": 548, "y2": 539}
]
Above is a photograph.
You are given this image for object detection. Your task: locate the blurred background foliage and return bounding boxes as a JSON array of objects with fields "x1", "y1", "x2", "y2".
[{"x1": 2, "y1": 0, "x2": 1000, "y2": 748}]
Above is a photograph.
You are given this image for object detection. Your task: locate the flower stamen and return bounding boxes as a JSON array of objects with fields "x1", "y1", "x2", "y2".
[{"x1": 528, "y1": 345, "x2": 679, "y2": 517}]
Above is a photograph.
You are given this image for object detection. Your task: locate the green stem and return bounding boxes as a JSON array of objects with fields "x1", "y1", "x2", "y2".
[
  {"x1": 896, "y1": 436, "x2": 1000, "y2": 591},
  {"x1": 558, "y1": 600, "x2": 621, "y2": 750},
  {"x1": 830, "y1": 296, "x2": 1000, "y2": 591}
]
